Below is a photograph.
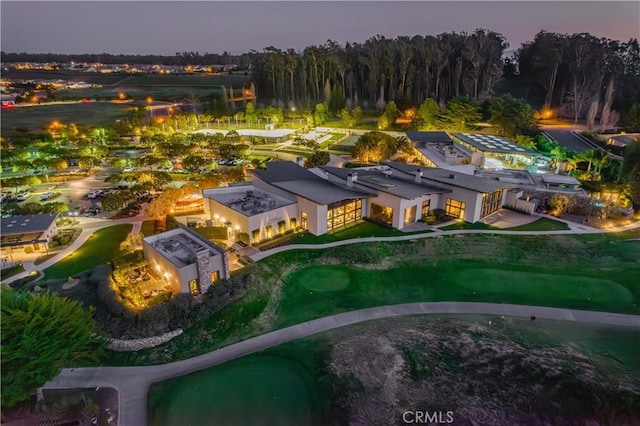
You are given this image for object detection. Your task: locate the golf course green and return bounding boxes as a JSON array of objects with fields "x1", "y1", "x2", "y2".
[
  {"x1": 453, "y1": 269, "x2": 634, "y2": 304},
  {"x1": 148, "y1": 355, "x2": 323, "y2": 426},
  {"x1": 278, "y1": 261, "x2": 638, "y2": 327},
  {"x1": 299, "y1": 267, "x2": 351, "y2": 292}
]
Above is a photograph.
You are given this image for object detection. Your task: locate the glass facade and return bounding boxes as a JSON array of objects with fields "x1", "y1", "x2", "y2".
[
  {"x1": 445, "y1": 198, "x2": 466, "y2": 219},
  {"x1": 480, "y1": 190, "x2": 503, "y2": 219},
  {"x1": 370, "y1": 202, "x2": 394, "y2": 226},
  {"x1": 327, "y1": 198, "x2": 362, "y2": 231}
]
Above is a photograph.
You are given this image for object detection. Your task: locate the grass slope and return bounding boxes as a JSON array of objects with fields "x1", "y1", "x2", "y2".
[{"x1": 43, "y1": 224, "x2": 132, "y2": 279}]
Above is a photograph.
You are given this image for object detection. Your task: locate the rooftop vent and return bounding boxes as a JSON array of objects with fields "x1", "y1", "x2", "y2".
[
  {"x1": 449, "y1": 174, "x2": 455, "y2": 179},
  {"x1": 21, "y1": 223, "x2": 27, "y2": 226},
  {"x1": 7, "y1": 224, "x2": 12, "y2": 228}
]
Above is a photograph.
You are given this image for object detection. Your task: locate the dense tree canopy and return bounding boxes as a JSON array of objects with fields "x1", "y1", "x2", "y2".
[
  {"x1": 1, "y1": 290, "x2": 105, "y2": 408},
  {"x1": 488, "y1": 95, "x2": 539, "y2": 137},
  {"x1": 353, "y1": 131, "x2": 406, "y2": 163},
  {"x1": 436, "y1": 97, "x2": 481, "y2": 131}
]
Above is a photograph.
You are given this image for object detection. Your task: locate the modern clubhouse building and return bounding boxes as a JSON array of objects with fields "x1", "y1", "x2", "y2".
[
  {"x1": 203, "y1": 161, "x2": 518, "y2": 243},
  {"x1": 406, "y1": 131, "x2": 539, "y2": 170},
  {"x1": 142, "y1": 225, "x2": 230, "y2": 295}
]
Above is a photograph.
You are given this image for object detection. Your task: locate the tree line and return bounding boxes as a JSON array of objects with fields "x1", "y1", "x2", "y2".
[{"x1": 248, "y1": 31, "x2": 639, "y2": 129}]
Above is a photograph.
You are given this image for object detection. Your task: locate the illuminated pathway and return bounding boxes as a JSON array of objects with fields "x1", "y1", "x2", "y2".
[{"x1": 43, "y1": 302, "x2": 640, "y2": 426}]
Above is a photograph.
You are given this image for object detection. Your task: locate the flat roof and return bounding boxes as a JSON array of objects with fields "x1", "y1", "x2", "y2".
[
  {"x1": 539, "y1": 174, "x2": 582, "y2": 185},
  {"x1": 544, "y1": 130, "x2": 592, "y2": 153},
  {"x1": 143, "y1": 225, "x2": 225, "y2": 269},
  {"x1": 452, "y1": 133, "x2": 538, "y2": 155},
  {"x1": 384, "y1": 161, "x2": 515, "y2": 193},
  {"x1": 203, "y1": 185, "x2": 296, "y2": 217},
  {"x1": 406, "y1": 131, "x2": 454, "y2": 144},
  {"x1": 321, "y1": 166, "x2": 449, "y2": 199},
  {"x1": 1, "y1": 214, "x2": 57, "y2": 235}
]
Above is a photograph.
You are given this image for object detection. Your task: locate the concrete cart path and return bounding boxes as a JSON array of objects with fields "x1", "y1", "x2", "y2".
[{"x1": 43, "y1": 302, "x2": 640, "y2": 426}]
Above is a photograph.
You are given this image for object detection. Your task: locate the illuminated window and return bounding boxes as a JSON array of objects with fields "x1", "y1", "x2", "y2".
[
  {"x1": 301, "y1": 212, "x2": 307, "y2": 230},
  {"x1": 445, "y1": 198, "x2": 466, "y2": 219},
  {"x1": 189, "y1": 279, "x2": 199, "y2": 295},
  {"x1": 210, "y1": 271, "x2": 219, "y2": 284},
  {"x1": 251, "y1": 229, "x2": 260, "y2": 243},
  {"x1": 404, "y1": 206, "x2": 416, "y2": 225},
  {"x1": 265, "y1": 225, "x2": 273, "y2": 239},
  {"x1": 480, "y1": 190, "x2": 503, "y2": 218},
  {"x1": 370, "y1": 203, "x2": 393, "y2": 226},
  {"x1": 421, "y1": 200, "x2": 431, "y2": 218},
  {"x1": 326, "y1": 199, "x2": 362, "y2": 231}
]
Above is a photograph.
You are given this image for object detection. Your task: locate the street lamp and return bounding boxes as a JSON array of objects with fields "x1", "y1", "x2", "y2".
[{"x1": 147, "y1": 97, "x2": 154, "y2": 119}]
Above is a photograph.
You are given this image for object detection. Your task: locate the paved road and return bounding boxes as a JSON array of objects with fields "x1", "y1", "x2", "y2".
[
  {"x1": 544, "y1": 130, "x2": 596, "y2": 153},
  {"x1": 250, "y1": 214, "x2": 640, "y2": 262},
  {"x1": 43, "y1": 302, "x2": 640, "y2": 426}
]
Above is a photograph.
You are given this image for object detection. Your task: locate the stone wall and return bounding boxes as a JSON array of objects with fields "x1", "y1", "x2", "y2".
[{"x1": 106, "y1": 328, "x2": 183, "y2": 352}]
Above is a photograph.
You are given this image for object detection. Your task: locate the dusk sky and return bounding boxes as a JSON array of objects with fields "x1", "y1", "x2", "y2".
[{"x1": 2, "y1": 1, "x2": 639, "y2": 55}]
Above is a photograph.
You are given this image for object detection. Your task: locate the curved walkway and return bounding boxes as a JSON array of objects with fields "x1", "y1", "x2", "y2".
[
  {"x1": 4, "y1": 216, "x2": 146, "y2": 284},
  {"x1": 43, "y1": 302, "x2": 640, "y2": 426},
  {"x1": 250, "y1": 216, "x2": 640, "y2": 262}
]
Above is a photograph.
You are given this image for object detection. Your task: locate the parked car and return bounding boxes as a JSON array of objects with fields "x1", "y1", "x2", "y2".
[
  {"x1": 40, "y1": 191, "x2": 54, "y2": 201},
  {"x1": 85, "y1": 206, "x2": 101, "y2": 216},
  {"x1": 16, "y1": 192, "x2": 31, "y2": 201},
  {"x1": 123, "y1": 166, "x2": 134, "y2": 173}
]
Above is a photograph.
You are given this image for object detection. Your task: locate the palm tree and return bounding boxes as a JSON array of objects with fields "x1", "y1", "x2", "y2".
[{"x1": 550, "y1": 145, "x2": 567, "y2": 173}]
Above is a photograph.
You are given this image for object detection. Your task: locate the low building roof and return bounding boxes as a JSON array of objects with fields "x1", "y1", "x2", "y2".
[
  {"x1": 253, "y1": 161, "x2": 371, "y2": 205},
  {"x1": 203, "y1": 185, "x2": 296, "y2": 217},
  {"x1": 143, "y1": 225, "x2": 226, "y2": 268},
  {"x1": 1, "y1": 214, "x2": 57, "y2": 236},
  {"x1": 539, "y1": 174, "x2": 582, "y2": 185},
  {"x1": 321, "y1": 166, "x2": 448, "y2": 199},
  {"x1": 384, "y1": 161, "x2": 515, "y2": 193},
  {"x1": 406, "y1": 131, "x2": 454, "y2": 144},
  {"x1": 451, "y1": 133, "x2": 538, "y2": 155}
]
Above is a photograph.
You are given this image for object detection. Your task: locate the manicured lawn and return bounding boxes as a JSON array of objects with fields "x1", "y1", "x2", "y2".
[
  {"x1": 290, "y1": 221, "x2": 430, "y2": 244},
  {"x1": 0, "y1": 264, "x2": 25, "y2": 281},
  {"x1": 506, "y1": 217, "x2": 570, "y2": 231},
  {"x1": 140, "y1": 220, "x2": 156, "y2": 236},
  {"x1": 107, "y1": 232, "x2": 640, "y2": 367},
  {"x1": 148, "y1": 355, "x2": 323, "y2": 426},
  {"x1": 1, "y1": 103, "x2": 132, "y2": 133},
  {"x1": 193, "y1": 226, "x2": 228, "y2": 241},
  {"x1": 43, "y1": 224, "x2": 132, "y2": 279},
  {"x1": 440, "y1": 221, "x2": 499, "y2": 231},
  {"x1": 275, "y1": 259, "x2": 638, "y2": 328}
]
